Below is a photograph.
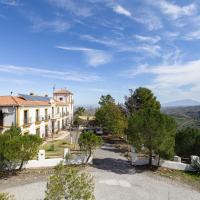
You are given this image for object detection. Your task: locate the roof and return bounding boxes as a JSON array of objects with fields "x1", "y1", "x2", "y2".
[
  {"x1": 0, "y1": 96, "x2": 50, "y2": 107},
  {"x1": 54, "y1": 89, "x2": 73, "y2": 95},
  {"x1": 18, "y1": 94, "x2": 51, "y2": 102},
  {"x1": 0, "y1": 96, "x2": 18, "y2": 106}
]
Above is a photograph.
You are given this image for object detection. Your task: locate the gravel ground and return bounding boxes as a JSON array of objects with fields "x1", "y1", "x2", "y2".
[{"x1": 1, "y1": 143, "x2": 200, "y2": 200}]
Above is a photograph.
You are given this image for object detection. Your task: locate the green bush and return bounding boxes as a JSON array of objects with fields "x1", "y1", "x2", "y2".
[
  {"x1": 48, "y1": 144, "x2": 55, "y2": 152},
  {"x1": 175, "y1": 127, "x2": 200, "y2": 157},
  {"x1": 0, "y1": 193, "x2": 15, "y2": 200},
  {"x1": 78, "y1": 131, "x2": 102, "y2": 163},
  {"x1": 45, "y1": 163, "x2": 95, "y2": 200},
  {"x1": 0, "y1": 126, "x2": 42, "y2": 171}
]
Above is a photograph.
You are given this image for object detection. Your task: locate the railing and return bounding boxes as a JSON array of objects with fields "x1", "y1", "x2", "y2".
[
  {"x1": 23, "y1": 117, "x2": 32, "y2": 126},
  {"x1": 44, "y1": 115, "x2": 50, "y2": 121}
]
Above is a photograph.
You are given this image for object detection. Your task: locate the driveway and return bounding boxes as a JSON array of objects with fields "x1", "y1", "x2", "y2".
[
  {"x1": 1, "y1": 142, "x2": 200, "y2": 200},
  {"x1": 90, "y1": 143, "x2": 200, "y2": 200}
]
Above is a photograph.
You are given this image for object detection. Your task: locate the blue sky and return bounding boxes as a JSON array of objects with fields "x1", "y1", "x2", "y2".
[{"x1": 0, "y1": 0, "x2": 200, "y2": 105}]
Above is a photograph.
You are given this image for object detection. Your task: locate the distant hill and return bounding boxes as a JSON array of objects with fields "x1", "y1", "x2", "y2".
[
  {"x1": 162, "y1": 105, "x2": 200, "y2": 130},
  {"x1": 163, "y1": 99, "x2": 200, "y2": 107}
]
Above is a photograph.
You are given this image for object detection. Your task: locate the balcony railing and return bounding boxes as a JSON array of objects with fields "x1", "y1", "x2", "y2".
[
  {"x1": 23, "y1": 117, "x2": 32, "y2": 127},
  {"x1": 44, "y1": 115, "x2": 50, "y2": 121}
]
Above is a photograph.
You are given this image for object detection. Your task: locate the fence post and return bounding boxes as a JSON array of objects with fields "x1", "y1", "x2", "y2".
[{"x1": 38, "y1": 150, "x2": 45, "y2": 160}]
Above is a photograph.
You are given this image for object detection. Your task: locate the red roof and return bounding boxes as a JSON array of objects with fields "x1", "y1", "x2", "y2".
[
  {"x1": 54, "y1": 89, "x2": 73, "y2": 95},
  {"x1": 0, "y1": 96, "x2": 50, "y2": 107}
]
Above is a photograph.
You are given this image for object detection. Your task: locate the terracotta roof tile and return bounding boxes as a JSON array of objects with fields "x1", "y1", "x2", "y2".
[
  {"x1": 0, "y1": 96, "x2": 50, "y2": 107},
  {"x1": 0, "y1": 96, "x2": 18, "y2": 106},
  {"x1": 54, "y1": 89, "x2": 73, "y2": 95}
]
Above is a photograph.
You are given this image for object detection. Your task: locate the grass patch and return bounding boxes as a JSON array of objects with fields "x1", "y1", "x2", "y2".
[
  {"x1": 41, "y1": 139, "x2": 73, "y2": 158},
  {"x1": 155, "y1": 167, "x2": 200, "y2": 191}
]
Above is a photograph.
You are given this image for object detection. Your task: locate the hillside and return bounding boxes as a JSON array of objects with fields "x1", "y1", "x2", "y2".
[{"x1": 162, "y1": 106, "x2": 200, "y2": 130}]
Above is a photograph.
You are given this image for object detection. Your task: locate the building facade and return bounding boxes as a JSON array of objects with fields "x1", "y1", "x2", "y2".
[{"x1": 0, "y1": 89, "x2": 74, "y2": 137}]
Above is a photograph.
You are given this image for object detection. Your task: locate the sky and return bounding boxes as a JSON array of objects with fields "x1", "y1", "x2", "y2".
[{"x1": 0, "y1": 0, "x2": 200, "y2": 106}]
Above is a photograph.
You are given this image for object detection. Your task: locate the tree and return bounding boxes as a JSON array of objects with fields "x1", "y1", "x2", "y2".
[
  {"x1": 78, "y1": 131, "x2": 102, "y2": 163},
  {"x1": 98, "y1": 95, "x2": 115, "y2": 106},
  {"x1": 95, "y1": 102, "x2": 127, "y2": 136},
  {"x1": 73, "y1": 107, "x2": 85, "y2": 126},
  {"x1": 175, "y1": 127, "x2": 200, "y2": 157},
  {"x1": 127, "y1": 108, "x2": 177, "y2": 166},
  {"x1": 74, "y1": 107, "x2": 85, "y2": 116},
  {"x1": 45, "y1": 163, "x2": 95, "y2": 200},
  {"x1": 0, "y1": 126, "x2": 42, "y2": 171},
  {"x1": 125, "y1": 87, "x2": 161, "y2": 115},
  {"x1": 18, "y1": 134, "x2": 43, "y2": 170}
]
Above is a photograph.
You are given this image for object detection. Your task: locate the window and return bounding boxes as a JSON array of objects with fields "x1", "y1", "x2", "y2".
[
  {"x1": 45, "y1": 125, "x2": 48, "y2": 137},
  {"x1": 57, "y1": 107, "x2": 59, "y2": 114},
  {"x1": 24, "y1": 110, "x2": 28, "y2": 125},
  {"x1": 52, "y1": 107, "x2": 54, "y2": 117},
  {"x1": 59, "y1": 97, "x2": 63, "y2": 101},
  {"x1": 36, "y1": 109, "x2": 39, "y2": 122},
  {"x1": 45, "y1": 109, "x2": 48, "y2": 120}
]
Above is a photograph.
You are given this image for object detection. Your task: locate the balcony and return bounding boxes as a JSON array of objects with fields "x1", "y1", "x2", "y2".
[
  {"x1": 35, "y1": 116, "x2": 43, "y2": 124},
  {"x1": 44, "y1": 115, "x2": 50, "y2": 121},
  {"x1": 23, "y1": 117, "x2": 32, "y2": 127}
]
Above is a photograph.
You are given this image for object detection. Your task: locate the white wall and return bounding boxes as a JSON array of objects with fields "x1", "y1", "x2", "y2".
[
  {"x1": 0, "y1": 106, "x2": 16, "y2": 132},
  {"x1": 19, "y1": 105, "x2": 51, "y2": 136}
]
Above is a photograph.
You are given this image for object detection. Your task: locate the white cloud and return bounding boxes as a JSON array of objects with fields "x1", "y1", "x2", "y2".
[
  {"x1": 0, "y1": 65, "x2": 101, "y2": 82},
  {"x1": 120, "y1": 44, "x2": 161, "y2": 57},
  {"x1": 133, "y1": 9, "x2": 163, "y2": 30},
  {"x1": 81, "y1": 34, "x2": 161, "y2": 57},
  {"x1": 113, "y1": 5, "x2": 131, "y2": 17},
  {"x1": 86, "y1": 50, "x2": 112, "y2": 67},
  {"x1": 149, "y1": 0, "x2": 197, "y2": 19},
  {"x1": 30, "y1": 17, "x2": 70, "y2": 32},
  {"x1": 183, "y1": 30, "x2": 200, "y2": 41},
  {"x1": 57, "y1": 45, "x2": 112, "y2": 67},
  {"x1": 0, "y1": 0, "x2": 18, "y2": 6},
  {"x1": 122, "y1": 60, "x2": 200, "y2": 101},
  {"x1": 47, "y1": 0, "x2": 92, "y2": 17},
  {"x1": 81, "y1": 35, "x2": 120, "y2": 48},
  {"x1": 134, "y1": 35, "x2": 160, "y2": 44}
]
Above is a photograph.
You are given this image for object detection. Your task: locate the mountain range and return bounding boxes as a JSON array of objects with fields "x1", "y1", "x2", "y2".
[{"x1": 162, "y1": 99, "x2": 200, "y2": 107}]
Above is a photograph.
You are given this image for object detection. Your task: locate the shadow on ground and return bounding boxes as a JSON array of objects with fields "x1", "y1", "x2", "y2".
[
  {"x1": 93, "y1": 157, "x2": 134, "y2": 174},
  {"x1": 93, "y1": 157, "x2": 158, "y2": 175}
]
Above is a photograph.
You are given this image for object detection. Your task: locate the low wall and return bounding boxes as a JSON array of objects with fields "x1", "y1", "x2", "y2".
[
  {"x1": 132, "y1": 151, "x2": 195, "y2": 171},
  {"x1": 24, "y1": 155, "x2": 93, "y2": 169},
  {"x1": 160, "y1": 160, "x2": 193, "y2": 171},
  {"x1": 24, "y1": 158, "x2": 63, "y2": 169}
]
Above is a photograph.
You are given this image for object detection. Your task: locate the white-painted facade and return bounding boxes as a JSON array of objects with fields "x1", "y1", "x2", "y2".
[{"x1": 0, "y1": 89, "x2": 74, "y2": 137}]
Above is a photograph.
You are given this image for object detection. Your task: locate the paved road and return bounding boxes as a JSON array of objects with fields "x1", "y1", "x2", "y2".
[
  {"x1": 1, "y1": 142, "x2": 200, "y2": 200},
  {"x1": 90, "y1": 143, "x2": 200, "y2": 200}
]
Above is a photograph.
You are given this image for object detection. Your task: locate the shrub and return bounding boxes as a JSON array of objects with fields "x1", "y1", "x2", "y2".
[
  {"x1": 78, "y1": 131, "x2": 102, "y2": 163},
  {"x1": 0, "y1": 126, "x2": 42, "y2": 171},
  {"x1": 175, "y1": 127, "x2": 200, "y2": 157},
  {"x1": 48, "y1": 144, "x2": 55, "y2": 152},
  {"x1": 0, "y1": 193, "x2": 15, "y2": 200},
  {"x1": 45, "y1": 163, "x2": 95, "y2": 200}
]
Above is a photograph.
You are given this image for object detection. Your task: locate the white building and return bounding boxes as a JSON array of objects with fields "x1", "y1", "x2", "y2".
[{"x1": 0, "y1": 89, "x2": 74, "y2": 137}]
